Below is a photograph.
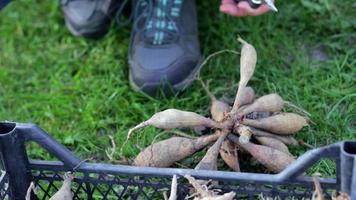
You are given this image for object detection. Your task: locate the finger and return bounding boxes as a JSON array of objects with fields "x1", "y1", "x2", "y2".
[
  {"x1": 237, "y1": 1, "x2": 270, "y2": 16},
  {"x1": 220, "y1": 4, "x2": 249, "y2": 17},
  {"x1": 221, "y1": 0, "x2": 235, "y2": 4}
]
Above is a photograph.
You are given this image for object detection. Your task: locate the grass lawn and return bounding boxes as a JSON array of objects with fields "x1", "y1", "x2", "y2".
[{"x1": 0, "y1": 0, "x2": 355, "y2": 177}]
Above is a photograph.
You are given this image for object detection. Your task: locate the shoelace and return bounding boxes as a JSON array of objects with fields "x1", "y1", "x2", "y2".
[{"x1": 116, "y1": 0, "x2": 183, "y2": 45}]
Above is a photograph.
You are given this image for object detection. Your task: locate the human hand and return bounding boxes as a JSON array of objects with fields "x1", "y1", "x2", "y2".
[{"x1": 220, "y1": 0, "x2": 273, "y2": 17}]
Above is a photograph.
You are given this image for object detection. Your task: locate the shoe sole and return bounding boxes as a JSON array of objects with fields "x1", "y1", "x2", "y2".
[
  {"x1": 65, "y1": 17, "x2": 110, "y2": 39},
  {"x1": 129, "y1": 59, "x2": 202, "y2": 96}
]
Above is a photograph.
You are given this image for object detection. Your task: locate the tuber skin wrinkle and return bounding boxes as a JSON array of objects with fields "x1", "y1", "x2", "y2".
[
  {"x1": 238, "y1": 93, "x2": 284, "y2": 116},
  {"x1": 128, "y1": 109, "x2": 222, "y2": 139},
  {"x1": 195, "y1": 131, "x2": 228, "y2": 171},
  {"x1": 232, "y1": 38, "x2": 257, "y2": 112},
  {"x1": 242, "y1": 112, "x2": 309, "y2": 135},
  {"x1": 219, "y1": 140, "x2": 240, "y2": 172},
  {"x1": 134, "y1": 133, "x2": 220, "y2": 167},
  {"x1": 247, "y1": 127, "x2": 299, "y2": 146},
  {"x1": 255, "y1": 136, "x2": 291, "y2": 154},
  {"x1": 49, "y1": 172, "x2": 74, "y2": 200},
  {"x1": 227, "y1": 134, "x2": 295, "y2": 173}
]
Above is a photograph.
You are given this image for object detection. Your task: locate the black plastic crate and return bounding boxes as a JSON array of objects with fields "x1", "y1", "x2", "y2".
[{"x1": 0, "y1": 122, "x2": 355, "y2": 199}]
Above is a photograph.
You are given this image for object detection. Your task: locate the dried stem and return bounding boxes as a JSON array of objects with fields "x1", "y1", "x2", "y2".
[
  {"x1": 196, "y1": 49, "x2": 240, "y2": 79},
  {"x1": 284, "y1": 101, "x2": 311, "y2": 117},
  {"x1": 105, "y1": 135, "x2": 116, "y2": 161},
  {"x1": 184, "y1": 175, "x2": 209, "y2": 197},
  {"x1": 168, "y1": 175, "x2": 178, "y2": 200},
  {"x1": 72, "y1": 158, "x2": 93, "y2": 172},
  {"x1": 128, "y1": 121, "x2": 150, "y2": 140},
  {"x1": 25, "y1": 182, "x2": 36, "y2": 200},
  {"x1": 163, "y1": 192, "x2": 168, "y2": 200},
  {"x1": 299, "y1": 140, "x2": 315, "y2": 149},
  {"x1": 312, "y1": 176, "x2": 324, "y2": 200},
  {"x1": 197, "y1": 78, "x2": 216, "y2": 101}
]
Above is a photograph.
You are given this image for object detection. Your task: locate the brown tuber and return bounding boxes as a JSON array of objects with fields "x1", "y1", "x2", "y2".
[
  {"x1": 239, "y1": 93, "x2": 284, "y2": 115},
  {"x1": 210, "y1": 87, "x2": 255, "y2": 122},
  {"x1": 134, "y1": 133, "x2": 220, "y2": 167},
  {"x1": 195, "y1": 131, "x2": 228, "y2": 171},
  {"x1": 242, "y1": 112, "x2": 309, "y2": 135},
  {"x1": 199, "y1": 78, "x2": 231, "y2": 122},
  {"x1": 255, "y1": 136, "x2": 291, "y2": 154},
  {"x1": 128, "y1": 109, "x2": 221, "y2": 139},
  {"x1": 232, "y1": 38, "x2": 257, "y2": 112},
  {"x1": 239, "y1": 86, "x2": 255, "y2": 106},
  {"x1": 49, "y1": 172, "x2": 74, "y2": 200},
  {"x1": 249, "y1": 128, "x2": 299, "y2": 146},
  {"x1": 219, "y1": 140, "x2": 240, "y2": 172},
  {"x1": 240, "y1": 142, "x2": 295, "y2": 172},
  {"x1": 228, "y1": 134, "x2": 295, "y2": 173},
  {"x1": 211, "y1": 100, "x2": 231, "y2": 122}
]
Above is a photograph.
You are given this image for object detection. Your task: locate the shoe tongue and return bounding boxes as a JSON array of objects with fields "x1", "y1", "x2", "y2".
[{"x1": 134, "y1": 0, "x2": 182, "y2": 45}]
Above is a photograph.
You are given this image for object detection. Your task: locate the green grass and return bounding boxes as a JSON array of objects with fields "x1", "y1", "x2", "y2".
[{"x1": 0, "y1": 0, "x2": 355, "y2": 176}]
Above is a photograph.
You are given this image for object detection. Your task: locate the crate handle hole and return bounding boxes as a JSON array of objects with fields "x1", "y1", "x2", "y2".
[
  {"x1": 343, "y1": 141, "x2": 356, "y2": 155},
  {"x1": 0, "y1": 122, "x2": 16, "y2": 135}
]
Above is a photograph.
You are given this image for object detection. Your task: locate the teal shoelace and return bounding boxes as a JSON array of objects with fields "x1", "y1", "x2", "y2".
[{"x1": 116, "y1": 0, "x2": 183, "y2": 45}]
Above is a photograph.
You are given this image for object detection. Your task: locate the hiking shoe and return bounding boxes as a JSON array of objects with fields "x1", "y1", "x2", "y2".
[
  {"x1": 61, "y1": 0, "x2": 121, "y2": 38},
  {"x1": 128, "y1": 0, "x2": 201, "y2": 96}
]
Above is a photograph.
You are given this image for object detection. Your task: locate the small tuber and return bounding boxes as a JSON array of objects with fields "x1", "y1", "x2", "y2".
[
  {"x1": 232, "y1": 38, "x2": 257, "y2": 112},
  {"x1": 228, "y1": 134, "x2": 295, "y2": 173},
  {"x1": 128, "y1": 109, "x2": 221, "y2": 139},
  {"x1": 239, "y1": 142, "x2": 295, "y2": 173},
  {"x1": 249, "y1": 128, "x2": 299, "y2": 146},
  {"x1": 255, "y1": 136, "x2": 291, "y2": 154},
  {"x1": 219, "y1": 140, "x2": 240, "y2": 172},
  {"x1": 134, "y1": 133, "x2": 220, "y2": 167},
  {"x1": 239, "y1": 93, "x2": 284, "y2": 115},
  {"x1": 242, "y1": 112, "x2": 309, "y2": 135},
  {"x1": 195, "y1": 131, "x2": 228, "y2": 171}
]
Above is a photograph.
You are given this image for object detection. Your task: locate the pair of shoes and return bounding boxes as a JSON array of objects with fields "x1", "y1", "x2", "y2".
[{"x1": 61, "y1": 0, "x2": 201, "y2": 96}]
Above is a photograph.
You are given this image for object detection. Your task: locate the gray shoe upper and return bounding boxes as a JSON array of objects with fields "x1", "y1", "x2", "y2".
[
  {"x1": 129, "y1": 0, "x2": 201, "y2": 96},
  {"x1": 61, "y1": 0, "x2": 119, "y2": 37}
]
